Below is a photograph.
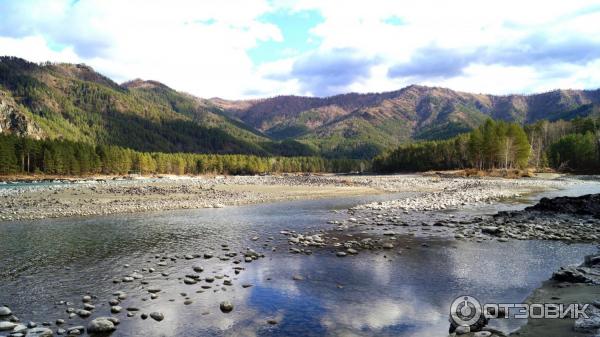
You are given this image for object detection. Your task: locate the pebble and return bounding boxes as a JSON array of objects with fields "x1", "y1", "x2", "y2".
[
  {"x1": 75, "y1": 309, "x2": 91, "y2": 318},
  {"x1": 66, "y1": 326, "x2": 84, "y2": 335},
  {"x1": 87, "y1": 317, "x2": 116, "y2": 333},
  {"x1": 150, "y1": 312, "x2": 164, "y2": 322},
  {"x1": 0, "y1": 306, "x2": 12, "y2": 316},
  {"x1": 219, "y1": 301, "x2": 234, "y2": 313},
  {"x1": 24, "y1": 327, "x2": 53, "y2": 337},
  {"x1": 0, "y1": 322, "x2": 16, "y2": 331}
]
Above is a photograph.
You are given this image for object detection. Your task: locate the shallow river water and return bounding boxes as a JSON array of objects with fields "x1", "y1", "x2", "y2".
[{"x1": 1, "y1": 180, "x2": 600, "y2": 336}]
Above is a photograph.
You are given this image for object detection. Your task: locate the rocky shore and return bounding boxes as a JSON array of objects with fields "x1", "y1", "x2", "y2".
[
  {"x1": 0, "y1": 175, "x2": 382, "y2": 221},
  {"x1": 0, "y1": 237, "x2": 273, "y2": 336},
  {"x1": 0, "y1": 174, "x2": 577, "y2": 221},
  {"x1": 1, "y1": 174, "x2": 597, "y2": 337},
  {"x1": 319, "y1": 189, "x2": 600, "y2": 253},
  {"x1": 510, "y1": 252, "x2": 600, "y2": 337}
]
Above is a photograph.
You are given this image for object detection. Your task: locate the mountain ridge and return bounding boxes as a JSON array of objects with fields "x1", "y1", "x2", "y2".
[{"x1": 1, "y1": 56, "x2": 599, "y2": 159}]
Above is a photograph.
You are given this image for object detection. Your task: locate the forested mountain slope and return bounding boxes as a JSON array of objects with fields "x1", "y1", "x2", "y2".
[{"x1": 1, "y1": 56, "x2": 598, "y2": 159}]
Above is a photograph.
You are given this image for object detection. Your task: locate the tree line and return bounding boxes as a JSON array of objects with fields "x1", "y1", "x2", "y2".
[
  {"x1": 373, "y1": 117, "x2": 600, "y2": 173},
  {"x1": 526, "y1": 117, "x2": 600, "y2": 172},
  {"x1": 373, "y1": 120, "x2": 531, "y2": 172},
  {"x1": 0, "y1": 134, "x2": 367, "y2": 176}
]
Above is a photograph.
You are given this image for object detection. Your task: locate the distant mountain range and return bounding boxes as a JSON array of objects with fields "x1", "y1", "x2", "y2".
[{"x1": 1, "y1": 56, "x2": 599, "y2": 158}]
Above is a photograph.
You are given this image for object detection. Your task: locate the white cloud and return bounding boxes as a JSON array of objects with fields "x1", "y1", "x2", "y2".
[
  {"x1": 0, "y1": 0, "x2": 283, "y2": 98},
  {"x1": 284, "y1": 0, "x2": 600, "y2": 96},
  {"x1": 0, "y1": 0, "x2": 599, "y2": 98}
]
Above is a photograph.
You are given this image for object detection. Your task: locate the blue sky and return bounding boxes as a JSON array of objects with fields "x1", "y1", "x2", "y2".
[{"x1": 1, "y1": 0, "x2": 600, "y2": 98}]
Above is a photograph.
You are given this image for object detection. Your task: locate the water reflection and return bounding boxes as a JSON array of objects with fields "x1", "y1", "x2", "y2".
[{"x1": 0, "y1": 187, "x2": 598, "y2": 336}]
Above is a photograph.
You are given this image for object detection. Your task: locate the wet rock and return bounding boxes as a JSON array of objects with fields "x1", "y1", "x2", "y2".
[
  {"x1": 573, "y1": 313, "x2": 600, "y2": 332},
  {"x1": 24, "y1": 327, "x2": 53, "y2": 337},
  {"x1": 147, "y1": 288, "x2": 161, "y2": 293},
  {"x1": 0, "y1": 322, "x2": 16, "y2": 331},
  {"x1": 184, "y1": 278, "x2": 197, "y2": 285},
  {"x1": 192, "y1": 266, "x2": 204, "y2": 273},
  {"x1": 552, "y1": 266, "x2": 593, "y2": 283},
  {"x1": 0, "y1": 306, "x2": 11, "y2": 316},
  {"x1": 219, "y1": 301, "x2": 233, "y2": 313},
  {"x1": 81, "y1": 295, "x2": 92, "y2": 303},
  {"x1": 13, "y1": 324, "x2": 27, "y2": 333},
  {"x1": 111, "y1": 306, "x2": 122, "y2": 313},
  {"x1": 75, "y1": 309, "x2": 91, "y2": 318},
  {"x1": 87, "y1": 317, "x2": 116, "y2": 334},
  {"x1": 66, "y1": 326, "x2": 84, "y2": 335},
  {"x1": 336, "y1": 251, "x2": 347, "y2": 257},
  {"x1": 481, "y1": 226, "x2": 500, "y2": 235},
  {"x1": 526, "y1": 194, "x2": 600, "y2": 216},
  {"x1": 149, "y1": 312, "x2": 164, "y2": 322},
  {"x1": 455, "y1": 325, "x2": 470, "y2": 334}
]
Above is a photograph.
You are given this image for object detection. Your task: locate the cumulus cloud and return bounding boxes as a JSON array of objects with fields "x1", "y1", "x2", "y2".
[
  {"x1": 282, "y1": 49, "x2": 380, "y2": 96},
  {"x1": 1, "y1": 0, "x2": 600, "y2": 98},
  {"x1": 388, "y1": 35, "x2": 600, "y2": 81},
  {"x1": 0, "y1": 0, "x2": 282, "y2": 98}
]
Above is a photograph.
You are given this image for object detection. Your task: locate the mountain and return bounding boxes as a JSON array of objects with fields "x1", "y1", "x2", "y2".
[
  {"x1": 1, "y1": 56, "x2": 599, "y2": 159},
  {"x1": 0, "y1": 56, "x2": 314, "y2": 156},
  {"x1": 212, "y1": 85, "x2": 600, "y2": 158}
]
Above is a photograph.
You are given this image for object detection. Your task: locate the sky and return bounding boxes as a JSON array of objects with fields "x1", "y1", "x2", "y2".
[{"x1": 1, "y1": 0, "x2": 600, "y2": 99}]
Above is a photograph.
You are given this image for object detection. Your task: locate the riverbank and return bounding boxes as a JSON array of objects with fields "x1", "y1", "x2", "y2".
[
  {"x1": 0, "y1": 175, "x2": 598, "y2": 337},
  {"x1": 0, "y1": 174, "x2": 580, "y2": 221},
  {"x1": 509, "y1": 252, "x2": 600, "y2": 337}
]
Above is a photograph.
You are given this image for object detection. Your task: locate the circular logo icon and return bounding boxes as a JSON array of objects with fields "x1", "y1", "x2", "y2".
[{"x1": 450, "y1": 295, "x2": 482, "y2": 326}]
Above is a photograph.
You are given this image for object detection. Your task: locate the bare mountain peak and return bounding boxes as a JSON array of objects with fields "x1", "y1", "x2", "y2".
[{"x1": 121, "y1": 78, "x2": 170, "y2": 90}]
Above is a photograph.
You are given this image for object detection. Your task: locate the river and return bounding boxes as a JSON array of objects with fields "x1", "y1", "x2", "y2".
[{"x1": 1, "y1": 179, "x2": 599, "y2": 336}]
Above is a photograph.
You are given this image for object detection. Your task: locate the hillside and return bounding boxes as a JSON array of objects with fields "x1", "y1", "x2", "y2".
[
  {"x1": 0, "y1": 56, "x2": 313, "y2": 156},
  {"x1": 212, "y1": 85, "x2": 600, "y2": 158},
  {"x1": 1, "y1": 56, "x2": 599, "y2": 159}
]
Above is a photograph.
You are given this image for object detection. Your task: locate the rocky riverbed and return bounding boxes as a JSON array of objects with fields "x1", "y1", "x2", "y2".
[
  {"x1": 1, "y1": 174, "x2": 598, "y2": 337},
  {"x1": 0, "y1": 174, "x2": 579, "y2": 221},
  {"x1": 301, "y1": 182, "x2": 600, "y2": 257}
]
